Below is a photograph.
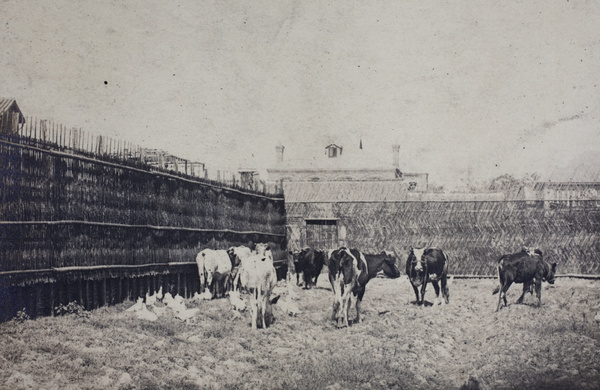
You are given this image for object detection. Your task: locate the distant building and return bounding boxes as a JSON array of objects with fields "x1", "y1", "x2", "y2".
[
  {"x1": 267, "y1": 141, "x2": 433, "y2": 250},
  {"x1": 238, "y1": 169, "x2": 258, "y2": 191},
  {"x1": 131, "y1": 148, "x2": 205, "y2": 177},
  {"x1": 530, "y1": 181, "x2": 600, "y2": 208},
  {"x1": 268, "y1": 142, "x2": 429, "y2": 189},
  {"x1": 0, "y1": 98, "x2": 25, "y2": 135}
]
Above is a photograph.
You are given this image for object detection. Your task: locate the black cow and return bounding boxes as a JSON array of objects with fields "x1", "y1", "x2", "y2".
[
  {"x1": 328, "y1": 248, "x2": 401, "y2": 327},
  {"x1": 406, "y1": 247, "x2": 450, "y2": 305},
  {"x1": 294, "y1": 248, "x2": 327, "y2": 289},
  {"x1": 493, "y1": 248, "x2": 557, "y2": 311}
]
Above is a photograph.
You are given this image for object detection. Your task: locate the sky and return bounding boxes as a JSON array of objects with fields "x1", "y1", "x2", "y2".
[{"x1": 1, "y1": 0, "x2": 599, "y2": 189}]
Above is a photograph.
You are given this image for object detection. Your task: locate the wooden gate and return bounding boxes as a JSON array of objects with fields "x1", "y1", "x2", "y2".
[{"x1": 305, "y1": 219, "x2": 338, "y2": 250}]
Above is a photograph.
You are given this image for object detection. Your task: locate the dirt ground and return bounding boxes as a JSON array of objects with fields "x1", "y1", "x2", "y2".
[{"x1": 1, "y1": 276, "x2": 599, "y2": 390}]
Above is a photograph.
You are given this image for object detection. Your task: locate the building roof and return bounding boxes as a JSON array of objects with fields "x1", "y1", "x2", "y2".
[
  {"x1": 0, "y1": 98, "x2": 25, "y2": 123},
  {"x1": 283, "y1": 181, "x2": 505, "y2": 203},
  {"x1": 272, "y1": 142, "x2": 397, "y2": 171}
]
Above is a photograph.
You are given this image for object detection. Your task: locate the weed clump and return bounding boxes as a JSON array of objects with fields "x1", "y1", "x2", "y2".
[{"x1": 55, "y1": 302, "x2": 89, "y2": 318}]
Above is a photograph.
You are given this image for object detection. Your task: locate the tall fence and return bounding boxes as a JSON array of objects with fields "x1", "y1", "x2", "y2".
[
  {"x1": 0, "y1": 133, "x2": 286, "y2": 322},
  {"x1": 286, "y1": 200, "x2": 600, "y2": 276}
]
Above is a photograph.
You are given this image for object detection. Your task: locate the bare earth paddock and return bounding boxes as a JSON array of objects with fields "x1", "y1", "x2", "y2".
[{"x1": 1, "y1": 277, "x2": 599, "y2": 390}]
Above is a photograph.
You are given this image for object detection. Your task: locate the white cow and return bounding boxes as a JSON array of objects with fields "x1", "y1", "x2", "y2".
[
  {"x1": 196, "y1": 249, "x2": 233, "y2": 299},
  {"x1": 254, "y1": 243, "x2": 274, "y2": 260},
  {"x1": 238, "y1": 247, "x2": 278, "y2": 329}
]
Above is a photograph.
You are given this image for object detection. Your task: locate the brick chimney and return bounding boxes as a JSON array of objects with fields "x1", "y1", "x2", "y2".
[
  {"x1": 392, "y1": 144, "x2": 400, "y2": 168},
  {"x1": 275, "y1": 144, "x2": 285, "y2": 163}
]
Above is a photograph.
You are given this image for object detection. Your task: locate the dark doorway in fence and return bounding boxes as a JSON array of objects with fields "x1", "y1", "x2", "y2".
[{"x1": 305, "y1": 219, "x2": 338, "y2": 250}]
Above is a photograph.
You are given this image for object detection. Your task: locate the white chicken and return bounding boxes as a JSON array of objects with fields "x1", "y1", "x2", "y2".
[
  {"x1": 125, "y1": 297, "x2": 145, "y2": 312},
  {"x1": 228, "y1": 290, "x2": 246, "y2": 311},
  {"x1": 135, "y1": 303, "x2": 158, "y2": 322}
]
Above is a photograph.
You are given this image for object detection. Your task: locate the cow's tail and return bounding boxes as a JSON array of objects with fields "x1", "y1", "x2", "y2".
[{"x1": 492, "y1": 259, "x2": 504, "y2": 295}]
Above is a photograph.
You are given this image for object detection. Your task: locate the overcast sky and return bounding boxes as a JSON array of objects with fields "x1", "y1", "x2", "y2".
[{"x1": 2, "y1": 0, "x2": 599, "y2": 188}]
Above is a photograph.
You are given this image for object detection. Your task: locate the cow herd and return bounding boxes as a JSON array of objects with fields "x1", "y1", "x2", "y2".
[{"x1": 195, "y1": 244, "x2": 557, "y2": 329}]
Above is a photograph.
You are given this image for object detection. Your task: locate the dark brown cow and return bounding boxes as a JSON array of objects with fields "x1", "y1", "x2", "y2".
[
  {"x1": 294, "y1": 248, "x2": 327, "y2": 289},
  {"x1": 406, "y1": 247, "x2": 450, "y2": 305},
  {"x1": 493, "y1": 248, "x2": 557, "y2": 311},
  {"x1": 328, "y1": 248, "x2": 401, "y2": 327}
]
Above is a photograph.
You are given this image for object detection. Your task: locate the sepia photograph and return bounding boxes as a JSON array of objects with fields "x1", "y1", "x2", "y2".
[{"x1": 1, "y1": 1, "x2": 599, "y2": 389}]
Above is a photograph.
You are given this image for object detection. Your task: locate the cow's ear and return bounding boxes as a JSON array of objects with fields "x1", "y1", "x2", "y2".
[{"x1": 551, "y1": 263, "x2": 557, "y2": 271}]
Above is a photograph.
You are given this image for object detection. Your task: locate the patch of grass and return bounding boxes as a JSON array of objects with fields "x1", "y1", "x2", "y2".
[
  {"x1": 202, "y1": 324, "x2": 233, "y2": 339},
  {"x1": 3, "y1": 344, "x2": 26, "y2": 364},
  {"x1": 138, "y1": 320, "x2": 177, "y2": 337}
]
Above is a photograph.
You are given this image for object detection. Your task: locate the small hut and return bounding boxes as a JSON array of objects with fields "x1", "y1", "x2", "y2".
[{"x1": 0, "y1": 98, "x2": 25, "y2": 135}]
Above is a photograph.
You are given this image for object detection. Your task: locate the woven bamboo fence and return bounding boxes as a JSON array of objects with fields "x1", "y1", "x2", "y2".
[
  {"x1": 0, "y1": 134, "x2": 286, "y2": 321},
  {"x1": 286, "y1": 200, "x2": 600, "y2": 276}
]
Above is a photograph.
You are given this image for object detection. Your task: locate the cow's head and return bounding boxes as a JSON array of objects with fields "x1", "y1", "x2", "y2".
[
  {"x1": 288, "y1": 249, "x2": 301, "y2": 264},
  {"x1": 380, "y1": 250, "x2": 401, "y2": 278},
  {"x1": 255, "y1": 243, "x2": 274, "y2": 262},
  {"x1": 227, "y1": 247, "x2": 238, "y2": 267},
  {"x1": 201, "y1": 252, "x2": 215, "y2": 286},
  {"x1": 340, "y1": 248, "x2": 360, "y2": 285},
  {"x1": 545, "y1": 262, "x2": 557, "y2": 284},
  {"x1": 409, "y1": 247, "x2": 426, "y2": 272},
  {"x1": 255, "y1": 243, "x2": 270, "y2": 254}
]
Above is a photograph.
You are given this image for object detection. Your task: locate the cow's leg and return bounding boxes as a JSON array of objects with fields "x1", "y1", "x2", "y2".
[
  {"x1": 314, "y1": 273, "x2": 320, "y2": 288},
  {"x1": 441, "y1": 276, "x2": 450, "y2": 304},
  {"x1": 213, "y1": 276, "x2": 220, "y2": 298},
  {"x1": 232, "y1": 272, "x2": 240, "y2": 293},
  {"x1": 419, "y1": 279, "x2": 428, "y2": 305},
  {"x1": 516, "y1": 283, "x2": 528, "y2": 304},
  {"x1": 496, "y1": 281, "x2": 512, "y2": 311},
  {"x1": 496, "y1": 284, "x2": 505, "y2": 312},
  {"x1": 354, "y1": 289, "x2": 366, "y2": 324},
  {"x1": 331, "y1": 277, "x2": 344, "y2": 325},
  {"x1": 250, "y1": 290, "x2": 258, "y2": 330},
  {"x1": 303, "y1": 273, "x2": 311, "y2": 290},
  {"x1": 534, "y1": 279, "x2": 543, "y2": 307},
  {"x1": 332, "y1": 299, "x2": 338, "y2": 321},
  {"x1": 344, "y1": 289, "x2": 353, "y2": 327},
  {"x1": 432, "y1": 281, "x2": 441, "y2": 305},
  {"x1": 260, "y1": 296, "x2": 268, "y2": 329},
  {"x1": 411, "y1": 283, "x2": 421, "y2": 304},
  {"x1": 199, "y1": 270, "x2": 206, "y2": 293}
]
